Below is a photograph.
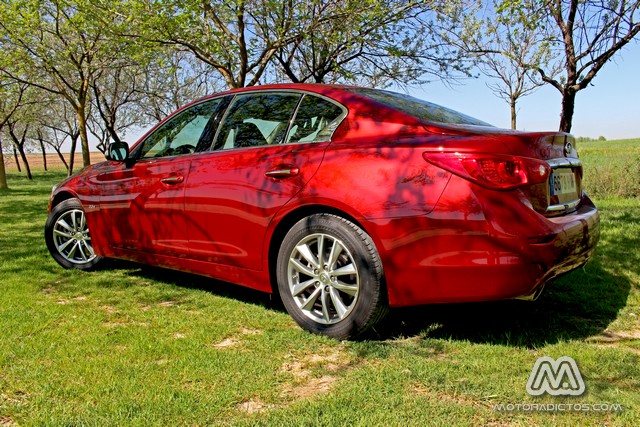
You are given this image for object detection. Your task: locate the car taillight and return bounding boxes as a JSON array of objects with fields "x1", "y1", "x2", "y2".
[{"x1": 423, "y1": 152, "x2": 551, "y2": 190}]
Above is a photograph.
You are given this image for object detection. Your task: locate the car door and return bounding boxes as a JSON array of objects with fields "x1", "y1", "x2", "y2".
[
  {"x1": 96, "y1": 98, "x2": 226, "y2": 258},
  {"x1": 185, "y1": 91, "x2": 346, "y2": 270}
]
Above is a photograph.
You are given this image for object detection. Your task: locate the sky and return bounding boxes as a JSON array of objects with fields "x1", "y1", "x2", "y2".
[{"x1": 412, "y1": 41, "x2": 640, "y2": 140}]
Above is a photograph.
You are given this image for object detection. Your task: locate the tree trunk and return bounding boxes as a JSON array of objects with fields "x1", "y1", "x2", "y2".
[
  {"x1": 0, "y1": 139, "x2": 8, "y2": 189},
  {"x1": 76, "y1": 101, "x2": 91, "y2": 168},
  {"x1": 16, "y1": 144, "x2": 33, "y2": 180},
  {"x1": 40, "y1": 139, "x2": 48, "y2": 171},
  {"x1": 559, "y1": 88, "x2": 576, "y2": 133},
  {"x1": 68, "y1": 135, "x2": 78, "y2": 176},
  {"x1": 510, "y1": 97, "x2": 517, "y2": 130},
  {"x1": 53, "y1": 147, "x2": 70, "y2": 172},
  {"x1": 13, "y1": 146, "x2": 21, "y2": 172}
]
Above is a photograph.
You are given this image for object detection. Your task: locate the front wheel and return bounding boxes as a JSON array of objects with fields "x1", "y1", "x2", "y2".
[
  {"x1": 276, "y1": 214, "x2": 388, "y2": 339},
  {"x1": 45, "y1": 199, "x2": 104, "y2": 270}
]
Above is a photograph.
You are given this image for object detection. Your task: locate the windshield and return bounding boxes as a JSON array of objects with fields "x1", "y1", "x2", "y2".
[{"x1": 350, "y1": 88, "x2": 492, "y2": 127}]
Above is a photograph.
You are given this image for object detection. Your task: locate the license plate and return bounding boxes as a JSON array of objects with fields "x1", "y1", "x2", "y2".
[{"x1": 550, "y1": 169, "x2": 577, "y2": 196}]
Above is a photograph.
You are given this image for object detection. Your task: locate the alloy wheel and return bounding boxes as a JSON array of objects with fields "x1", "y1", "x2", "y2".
[
  {"x1": 52, "y1": 208, "x2": 96, "y2": 264},
  {"x1": 287, "y1": 233, "x2": 360, "y2": 324}
]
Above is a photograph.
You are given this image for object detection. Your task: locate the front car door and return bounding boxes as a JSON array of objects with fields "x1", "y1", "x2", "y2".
[{"x1": 95, "y1": 98, "x2": 227, "y2": 261}]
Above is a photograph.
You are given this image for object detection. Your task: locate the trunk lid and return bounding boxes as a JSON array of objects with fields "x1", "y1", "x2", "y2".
[{"x1": 425, "y1": 124, "x2": 583, "y2": 215}]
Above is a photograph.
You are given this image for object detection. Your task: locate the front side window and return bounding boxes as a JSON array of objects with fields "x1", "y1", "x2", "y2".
[
  {"x1": 139, "y1": 99, "x2": 222, "y2": 159},
  {"x1": 213, "y1": 93, "x2": 301, "y2": 150}
]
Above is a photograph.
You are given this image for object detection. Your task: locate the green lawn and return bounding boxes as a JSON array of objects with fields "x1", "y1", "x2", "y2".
[
  {"x1": 1, "y1": 140, "x2": 639, "y2": 426},
  {"x1": 579, "y1": 138, "x2": 640, "y2": 198}
]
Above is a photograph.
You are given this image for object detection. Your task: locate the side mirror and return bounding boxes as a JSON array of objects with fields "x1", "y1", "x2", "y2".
[{"x1": 107, "y1": 141, "x2": 130, "y2": 162}]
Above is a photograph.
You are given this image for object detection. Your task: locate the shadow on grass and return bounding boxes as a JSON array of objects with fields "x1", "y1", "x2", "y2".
[
  {"x1": 20, "y1": 203, "x2": 634, "y2": 351},
  {"x1": 111, "y1": 251, "x2": 630, "y2": 350},
  {"x1": 372, "y1": 259, "x2": 630, "y2": 349},
  {"x1": 105, "y1": 198, "x2": 639, "y2": 350},
  {"x1": 111, "y1": 260, "x2": 278, "y2": 310},
  {"x1": 114, "y1": 201, "x2": 635, "y2": 350}
]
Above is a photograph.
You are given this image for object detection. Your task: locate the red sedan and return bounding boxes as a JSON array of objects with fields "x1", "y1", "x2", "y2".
[{"x1": 45, "y1": 84, "x2": 600, "y2": 339}]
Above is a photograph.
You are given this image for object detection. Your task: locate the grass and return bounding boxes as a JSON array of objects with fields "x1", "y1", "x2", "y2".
[
  {"x1": 579, "y1": 138, "x2": 640, "y2": 199},
  {"x1": 1, "y1": 140, "x2": 639, "y2": 426}
]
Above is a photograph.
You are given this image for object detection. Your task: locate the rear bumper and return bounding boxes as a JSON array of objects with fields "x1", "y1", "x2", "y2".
[
  {"x1": 524, "y1": 197, "x2": 600, "y2": 289},
  {"x1": 368, "y1": 189, "x2": 600, "y2": 307}
]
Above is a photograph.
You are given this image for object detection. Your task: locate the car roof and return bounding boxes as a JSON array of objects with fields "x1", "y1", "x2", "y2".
[{"x1": 211, "y1": 83, "x2": 357, "y2": 96}]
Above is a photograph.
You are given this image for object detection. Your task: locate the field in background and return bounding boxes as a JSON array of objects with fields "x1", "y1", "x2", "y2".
[
  {"x1": 3, "y1": 152, "x2": 106, "y2": 172},
  {"x1": 0, "y1": 139, "x2": 639, "y2": 426},
  {"x1": 579, "y1": 138, "x2": 640, "y2": 199}
]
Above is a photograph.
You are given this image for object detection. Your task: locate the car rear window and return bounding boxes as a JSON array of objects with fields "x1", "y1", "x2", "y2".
[{"x1": 349, "y1": 88, "x2": 492, "y2": 126}]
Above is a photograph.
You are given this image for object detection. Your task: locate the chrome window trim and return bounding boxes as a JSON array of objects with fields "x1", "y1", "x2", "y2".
[{"x1": 210, "y1": 89, "x2": 348, "y2": 150}]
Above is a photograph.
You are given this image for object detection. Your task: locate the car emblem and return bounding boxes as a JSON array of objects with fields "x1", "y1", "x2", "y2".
[{"x1": 564, "y1": 141, "x2": 573, "y2": 156}]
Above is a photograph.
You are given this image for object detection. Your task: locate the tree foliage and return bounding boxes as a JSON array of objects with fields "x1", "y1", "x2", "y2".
[
  {"x1": 1, "y1": 0, "x2": 472, "y2": 177},
  {"x1": 0, "y1": 0, "x2": 141, "y2": 167},
  {"x1": 124, "y1": 0, "x2": 470, "y2": 89},
  {"x1": 273, "y1": 1, "x2": 470, "y2": 86},
  {"x1": 441, "y1": 0, "x2": 639, "y2": 132},
  {"x1": 124, "y1": 0, "x2": 300, "y2": 89},
  {"x1": 499, "y1": 0, "x2": 640, "y2": 132},
  {"x1": 479, "y1": 2, "x2": 558, "y2": 129},
  {"x1": 134, "y1": 52, "x2": 224, "y2": 123}
]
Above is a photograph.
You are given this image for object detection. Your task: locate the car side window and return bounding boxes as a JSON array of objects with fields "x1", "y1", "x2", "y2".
[
  {"x1": 139, "y1": 99, "x2": 222, "y2": 159},
  {"x1": 286, "y1": 95, "x2": 345, "y2": 144},
  {"x1": 213, "y1": 93, "x2": 301, "y2": 150}
]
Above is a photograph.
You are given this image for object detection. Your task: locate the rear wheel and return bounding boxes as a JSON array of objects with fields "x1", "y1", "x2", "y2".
[
  {"x1": 45, "y1": 199, "x2": 103, "y2": 270},
  {"x1": 277, "y1": 214, "x2": 388, "y2": 339}
]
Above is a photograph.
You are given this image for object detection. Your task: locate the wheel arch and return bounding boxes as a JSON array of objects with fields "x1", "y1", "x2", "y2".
[
  {"x1": 49, "y1": 190, "x2": 78, "y2": 212},
  {"x1": 51, "y1": 190, "x2": 78, "y2": 208}
]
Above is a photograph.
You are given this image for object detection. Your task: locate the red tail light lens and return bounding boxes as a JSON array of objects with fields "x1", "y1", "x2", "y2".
[{"x1": 423, "y1": 152, "x2": 551, "y2": 190}]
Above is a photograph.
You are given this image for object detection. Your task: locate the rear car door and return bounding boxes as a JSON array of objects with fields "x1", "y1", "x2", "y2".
[
  {"x1": 96, "y1": 98, "x2": 226, "y2": 258},
  {"x1": 185, "y1": 91, "x2": 346, "y2": 269}
]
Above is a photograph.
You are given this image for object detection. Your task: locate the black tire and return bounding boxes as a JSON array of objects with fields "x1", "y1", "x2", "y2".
[
  {"x1": 45, "y1": 199, "x2": 104, "y2": 270},
  {"x1": 276, "y1": 214, "x2": 388, "y2": 339}
]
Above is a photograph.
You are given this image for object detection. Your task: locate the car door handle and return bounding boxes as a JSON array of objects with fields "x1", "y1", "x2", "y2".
[
  {"x1": 161, "y1": 175, "x2": 184, "y2": 185},
  {"x1": 265, "y1": 167, "x2": 300, "y2": 178}
]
